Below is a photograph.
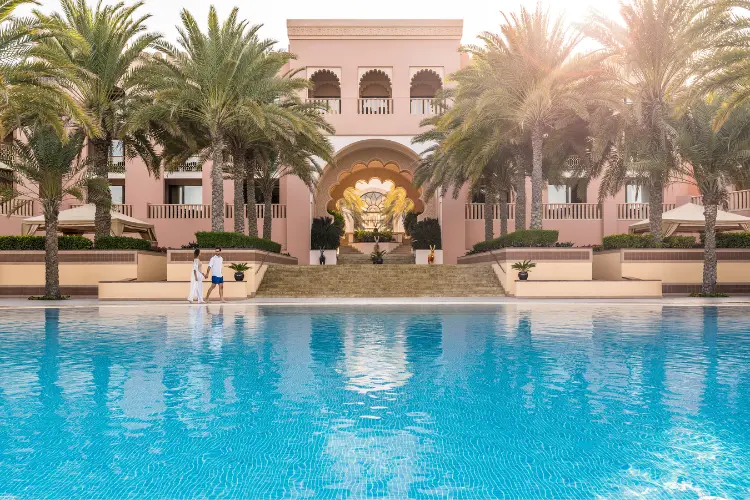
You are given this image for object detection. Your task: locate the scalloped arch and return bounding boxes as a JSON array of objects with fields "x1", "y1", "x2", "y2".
[{"x1": 410, "y1": 68, "x2": 443, "y2": 87}]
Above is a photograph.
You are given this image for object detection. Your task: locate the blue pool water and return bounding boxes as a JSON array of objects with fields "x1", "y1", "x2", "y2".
[{"x1": 0, "y1": 304, "x2": 749, "y2": 499}]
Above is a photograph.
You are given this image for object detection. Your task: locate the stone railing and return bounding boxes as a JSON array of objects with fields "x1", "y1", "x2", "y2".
[
  {"x1": 729, "y1": 189, "x2": 750, "y2": 212},
  {"x1": 148, "y1": 204, "x2": 211, "y2": 219},
  {"x1": 306, "y1": 98, "x2": 341, "y2": 114},
  {"x1": 543, "y1": 203, "x2": 601, "y2": 220},
  {"x1": 358, "y1": 98, "x2": 393, "y2": 115},
  {"x1": 0, "y1": 198, "x2": 35, "y2": 217},
  {"x1": 464, "y1": 203, "x2": 516, "y2": 220},
  {"x1": 409, "y1": 98, "x2": 447, "y2": 115},
  {"x1": 616, "y1": 203, "x2": 677, "y2": 220},
  {"x1": 224, "y1": 204, "x2": 287, "y2": 219}
]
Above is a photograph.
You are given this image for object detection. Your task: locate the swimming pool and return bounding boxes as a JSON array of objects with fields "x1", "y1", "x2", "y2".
[{"x1": 0, "y1": 304, "x2": 748, "y2": 498}]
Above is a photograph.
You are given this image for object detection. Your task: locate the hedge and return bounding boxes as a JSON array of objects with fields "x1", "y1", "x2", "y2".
[
  {"x1": 410, "y1": 218, "x2": 442, "y2": 250},
  {"x1": 403, "y1": 212, "x2": 418, "y2": 236},
  {"x1": 600, "y1": 233, "x2": 697, "y2": 250},
  {"x1": 328, "y1": 210, "x2": 346, "y2": 237},
  {"x1": 195, "y1": 231, "x2": 282, "y2": 253},
  {"x1": 470, "y1": 229, "x2": 559, "y2": 254},
  {"x1": 0, "y1": 235, "x2": 93, "y2": 250},
  {"x1": 94, "y1": 236, "x2": 152, "y2": 251},
  {"x1": 354, "y1": 229, "x2": 394, "y2": 243},
  {"x1": 705, "y1": 232, "x2": 750, "y2": 248}
]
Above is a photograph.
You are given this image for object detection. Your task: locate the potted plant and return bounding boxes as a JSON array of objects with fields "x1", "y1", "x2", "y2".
[
  {"x1": 229, "y1": 262, "x2": 250, "y2": 281},
  {"x1": 511, "y1": 260, "x2": 536, "y2": 281},
  {"x1": 371, "y1": 249, "x2": 386, "y2": 264}
]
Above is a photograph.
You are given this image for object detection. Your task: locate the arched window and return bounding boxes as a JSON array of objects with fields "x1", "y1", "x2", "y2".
[
  {"x1": 410, "y1": 70, "x2": 443, "y2": 115},
  {"x1": 361, "y1": 191, "x2": 386, "y2": 229},
  {"x1": 308, "y1": 70, "x2": 341, "y2": 114},
  {"x1": 358, "y1": 70, "x2": 393, "y2": 114}
]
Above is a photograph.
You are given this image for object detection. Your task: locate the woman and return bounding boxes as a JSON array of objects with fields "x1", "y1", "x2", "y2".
[{"x1": 188, "y1": 248, "x2": 206, "y2": 303}]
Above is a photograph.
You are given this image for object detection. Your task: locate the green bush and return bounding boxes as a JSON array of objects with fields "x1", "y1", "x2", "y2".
[
  {"x1": 707, "y1": 232, "x2": 750, "y2": 248},
  {"x1": 328, "y1": 210, "x2": 346, "y2": 237},
  {"x1": 94, "y1": 236, "x2": 152, "y2": 251},
  {"x1": 403, "y1": 212, "x2": 418, "y2": 236},
  {"x1": 410, "y1": 218, "x2": 442, "y2": 250},
  {"x1": 353, "y1": 229, "x2": 394, "y2": 243},
  {"x1": 0, "y1": 235, "x2": 93, "y2": 250},
  {"x1": 311, "y1": 217, "x2": 342, "y2": 250},
  {"x1": 470, "y1": 229, "x2": 560, "y2": 254},
  {"x1": 195, "y1": 231, "x2": 281, "y2": 253},
  {"x1": 600, "y1": 233, "x2": 697, "y2": 250}
]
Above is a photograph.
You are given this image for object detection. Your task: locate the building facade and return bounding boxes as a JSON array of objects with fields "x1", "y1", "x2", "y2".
[{"x1": 3, "y1": 19, "x2": 749, "y2": 263}]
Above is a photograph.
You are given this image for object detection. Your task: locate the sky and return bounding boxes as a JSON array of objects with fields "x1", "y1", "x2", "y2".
[{"x1": 30, "y1": 0, "x2": 624, "y2": 47}]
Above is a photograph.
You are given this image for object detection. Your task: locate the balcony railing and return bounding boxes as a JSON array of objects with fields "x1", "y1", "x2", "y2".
[
  {"x1": 148, "y1": 204, "x2": 211, "y2": 219},
  {"x1": 224, "y1": 204, "x2": 287, "y2": 219},
  {"x1": 410, "y1": 98, "x2": 446, "y2": 116},
  {"x1": 0, "y1": 198, "x2": 35, "y2": 217},
  {"x1": 109, "y1": 158, "x2": 125, "y2": 174},
  {"x1": 729, "y1": 189, "x2": 750, "y2": 211},
  {"x1": 465, "y1": 203, "x2": 516, "y2": 220},
  {"x1": 306, "y1": 98, "x2": 341, "y2": 114},
  {"x1": 358, "y1": 98, "x2": 393, "y2": 115},
  {"x1": 616, "y1": 203, "x2": 677, "y2": 220},
  {"x1": 71, "y1": 203, "x2": 133, "y2": 217},
  {"x1": 544, "y1": 203, "x2": 602, "y2": 220}
]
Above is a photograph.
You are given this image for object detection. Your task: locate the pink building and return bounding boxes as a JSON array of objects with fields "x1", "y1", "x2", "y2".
[{"x1": 5, "y1": 19, "x2": 750, "y2": 263}]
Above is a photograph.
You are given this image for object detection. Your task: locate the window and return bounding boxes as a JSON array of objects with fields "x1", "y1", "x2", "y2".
[
  {"x1": 168, "y1": 185, "x2": 202, "y2": 204},
  {"x1": 249, "y1": 180, "x2": 280, "y2": 204},
  {"x1": 109, "y1": 185, "x2": 124, "y2": 205},
  {"x1": 626, "y1": 182, "x2": 649, "y2": 203},
  {"x1": 110, "y1": 140, "x2": 124, "y2": 161},
  {"x1": 548, "y1": 180, "x2": 587, "y2": 203}
]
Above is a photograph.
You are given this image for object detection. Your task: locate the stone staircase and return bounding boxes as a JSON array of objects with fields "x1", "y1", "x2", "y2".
[
  {"x1": 255, "y1": 264, "x2": 505, "y2": 298},
  {"x1": 338, "y1": 243, "x2": 416, "y2": 265}
]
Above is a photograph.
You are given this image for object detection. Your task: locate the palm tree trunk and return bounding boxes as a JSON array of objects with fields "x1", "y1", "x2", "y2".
[
  {"x1": 246, "y1": 159, "x2": 258, "y2": 237},
  {"x1": 210, "y1": 135, "x2": 225, "y2": 232},
  {"x1": 702, "y1": 203, "x2": 718, "y2": 295},
  {"x1": 499, "y1": 189, "x2": 509, "y2": 236},
  {"x1": 514, "y1": 156, "x2": 526, "y2": 231},
  {"x1": 90, "y1": 138, "x2": 112, "y2": 240},
  {"x1": 232, "y1": 149, "x2": 245, "y2": 234},
  {"x1": 262, "y1": 185, "x2": 273, "y2": 241},
  {"x1": 44, "y1": 205, "x2": 60, "y2": 299},
  {"x1": 530, "y1": 124, "x2": 544, "y2": 230},
  {"x1": 483, "y1": 187, "x2": 494, "y2": 241},
  {"x1": 648, "y1": 176, "x2": 665, "y2": 242}
]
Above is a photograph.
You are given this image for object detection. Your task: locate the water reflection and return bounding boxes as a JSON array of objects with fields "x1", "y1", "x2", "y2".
[{"x1": 0, "y1": 305, "x2": 748, "y2": 498}]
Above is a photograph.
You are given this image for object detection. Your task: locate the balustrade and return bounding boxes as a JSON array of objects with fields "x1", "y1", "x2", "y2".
[
  {"x1": 148, "y1": 204, "x2": 211, "y2": 219},
  {"x1": 358, "y1": 98, "x2": 393, "y2": 115},
  {"x1": 224, "y1": 204, "x2": 287, "y2": 219},
  {"x1": 616, "y1": 203, "x2": 677, "y2": 220},
  {"x1": 464, "y1": 203, "x2": 516, "y2": 220},
  {"x1": 306, "y1": 98, "x2": 341, "y2": 114},
  {"x1": 543, "y1": 203, "x2": 601, "y2": 220},
  {"x1": 0, "y1": 199, "x2": 35, "y2": 217}
]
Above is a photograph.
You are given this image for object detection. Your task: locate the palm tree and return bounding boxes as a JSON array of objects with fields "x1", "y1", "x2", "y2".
[
  {"x1": 459, "y1": 5, "x2": 604, "y2": 230},
  {"x1": 677, "y1": 96, "x2": 750, "y2": 295},
  {"x1": 0, "y1": 125, "x2": 87, "y2": 298},
  {"x1": 0, "y1": 0, "x2": 91, "y2": 137},
  {"x1": 583, "y1": 0, "x2": 734, "y2": 241},
  {"x1": 139, "y1": 6, "x2": 310, "y2": 233},
  {"x1": 337, "y1": 187, "x2": 365, "y2": 230},
  {"x1": 381, "y1": 187, "x2": 415, "y2": 231},
  {"x1": 37, "y1": 0, "x2": 160, "y2": 239}
]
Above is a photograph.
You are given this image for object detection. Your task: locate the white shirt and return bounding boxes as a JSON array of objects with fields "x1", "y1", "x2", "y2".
[{"x1": 208, "y1": 255, "x2": 223, "y2": 278}]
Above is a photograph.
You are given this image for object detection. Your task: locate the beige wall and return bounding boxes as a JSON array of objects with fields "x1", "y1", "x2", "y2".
[
  {"x1": 99, "y1": 280, "x2": 248, "y2": 300},
  {"x1": 137, "y1": 253, "x2": 167, "y2": 281},
  {"x1": 592, "y1": 251, "x2": 622, "y2": 280},
  {"x1": 514, "y1": 280, "x2": 662, "y2": 298}
]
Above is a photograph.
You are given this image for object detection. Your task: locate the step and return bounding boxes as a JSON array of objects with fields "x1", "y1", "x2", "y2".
[{"x1": 255, "y1": 264, "x2": 505, "y2": 298}]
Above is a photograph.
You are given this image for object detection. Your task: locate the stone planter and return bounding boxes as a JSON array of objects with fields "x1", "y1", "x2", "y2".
[
  {"x1": 415, "y1": 249, "x2": 443, "y2": 264},
  {"x1": 309, "y1": 249, "x2": 337, "y2": 265}
]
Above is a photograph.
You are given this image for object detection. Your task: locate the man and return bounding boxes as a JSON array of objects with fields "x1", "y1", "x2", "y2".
[{"x1": 205, "y1": 247, "x2": 225, "y2": 303}]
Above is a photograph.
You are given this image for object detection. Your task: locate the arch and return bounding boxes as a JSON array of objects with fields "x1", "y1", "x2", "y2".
[
  {"x1": 359, "y1": 69, "x2": 392, "y2": 98},
  {"x1": 410, "y1": 69, "x2": 443, "y2": 98},
  {"x1": 309, "y1": 69, "x2": 341, "y2": 99}
]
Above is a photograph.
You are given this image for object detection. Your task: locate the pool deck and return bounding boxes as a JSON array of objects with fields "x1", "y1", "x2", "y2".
[{"x1": 1, "y1": 296, "x2": 750, "y2": 308}]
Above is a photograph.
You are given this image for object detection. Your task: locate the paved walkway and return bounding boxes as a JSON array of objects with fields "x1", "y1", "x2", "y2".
[{"x1": 1, "y1": 296, "x2": 749, "y2": 309}]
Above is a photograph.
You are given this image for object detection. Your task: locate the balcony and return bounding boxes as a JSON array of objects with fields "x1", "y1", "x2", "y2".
[
  {"x1": 108, "y1": 157, "x2": 125, "y2": 178},
  {"x1": 616, "y1": 203, "x2": 677, "y2": 220},
  {"x1": 306, "y1": 98, "x2": 341, "y2": 114},
  {"x1": 165, "y1": 159, "x2": 203, "y2": 179},
  {"x1": 410, "y1": 98, "x2": 446, "y2": 116},
  {"x1": 544, "y1": 203, "x2": 601, "y2": 220},
  {"x1": 148, "y1": 204, "x2": 211, "y2": 219},
  {"x1": 225, "y1": 204, "x2": 287, "y2": 219},
  {"x1": 358, "y1": 98, "x2": 393, "y2": 115},
  {"x1": 465, "y1": 203, "x2": 516, "y2": 220},
  {"x1": 0, "y1": 198, "x2": 35, "y2": 217},
  {"x1": 693, "y1": 190, "x2": 750, "y2": 212}
]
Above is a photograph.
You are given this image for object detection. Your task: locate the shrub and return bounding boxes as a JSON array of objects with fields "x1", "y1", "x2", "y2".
[
  {"x1": 600, "y1": 233, "x2": 697, "y2": 250},
  {"x1": 94, "y1": 236, "x2": 152, "y2": 251},
  {"x1": 0, "y1": 235, "x2": 93, "y2": 250},
  {"x1": 403, "y1": 211, "x2": 418, "y2": 236},
  {"x1": 311, "y1": 217, "x2": 342, "y2": 250},
  {"x1": 470, "y1": 229, "x2": 559, "y2": 254},
  {"x1": 410, "y1": 218, "x2": 442, "y2": 250},
  {"x1": 707, "y1": 232, "x2": 750, "y2": 248},
  {"x1": 328, "y1": 210, "x2": 346, "y2": 237},
  {"x1": 353, "y1": 229, "x2": 394, "y2": 242},
  {"x1": 195, "y1": 231, "x2": 281, "y2": 253}
]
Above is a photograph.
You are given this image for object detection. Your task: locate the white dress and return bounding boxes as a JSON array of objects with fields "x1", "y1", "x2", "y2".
[{"x1": 188, "y1": 258, "x2": 204, "y2": 303}]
